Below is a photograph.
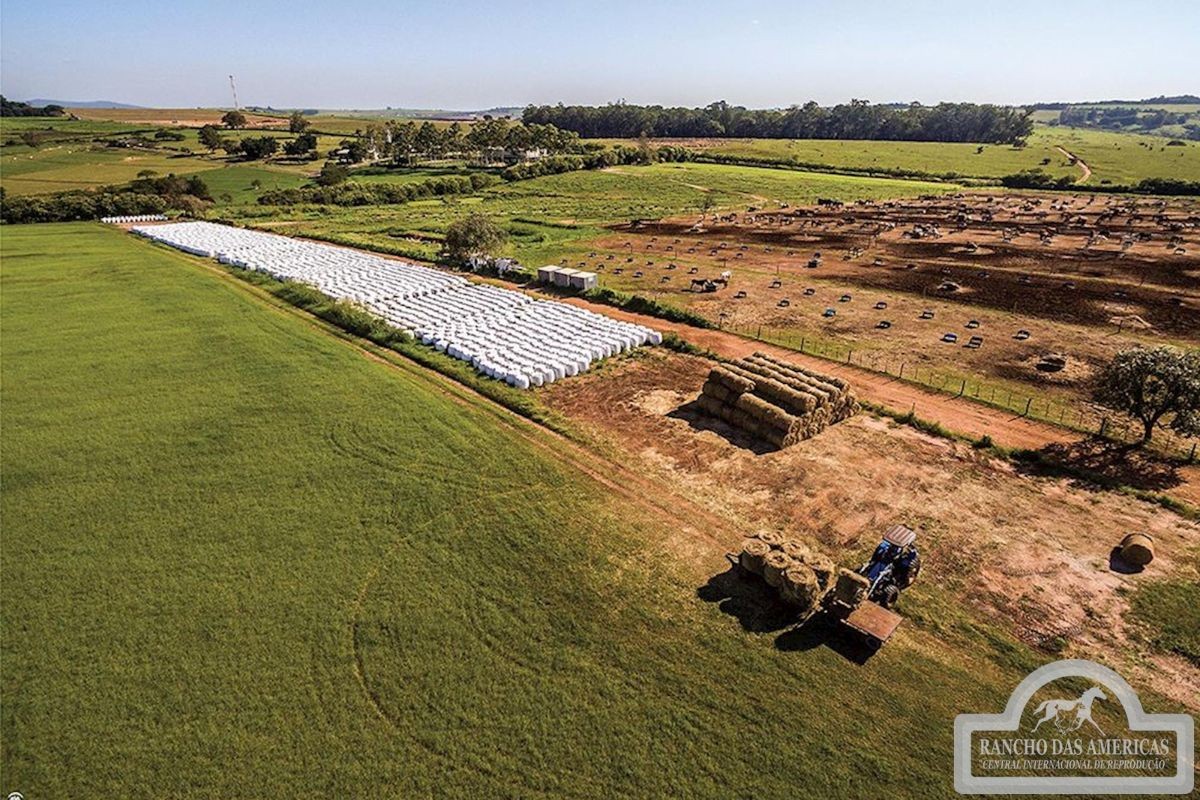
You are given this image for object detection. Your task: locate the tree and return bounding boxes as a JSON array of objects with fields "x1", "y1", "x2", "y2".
[
  {"x1": 221, "y1": 110, "x2": 247, "y2": 129},
  {"x1": 288, "y1": 111, "x2": 310, "y2": 133},
  {"x1": 283, "y1": 132, "x2": 318, "y2": 157},
  {"x1": 1093, "y1": 347, "x2": 1200, "y2": 444},
  {"x1": 198, "y1": 125, "x2": 224, "y2": 152},
  {"x1": 443, "y1": 213, "x2": 507, "y2": 261},
  {"x1": 315, "y1": 162, "x2": 349, "y2": 186},
  {"x1": 237, "y1": 136, "x2": 279, "y2": 160},
  {"x1": 337, "y1": 139, "x2": 367, "y2": 164}
]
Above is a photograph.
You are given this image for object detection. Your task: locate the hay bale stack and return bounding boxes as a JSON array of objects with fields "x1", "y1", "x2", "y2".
[
  {"x1": 739, "y1": 537, "x2": 772, "y2": 575},
  {"x1": 762, "y1": 550, "x2": 792, "y2": 588},
  {"x1": 693, "y1": 353, "x2": 858, "y2": 446},
  {"x1": 781, "y1": 540, "x2": 813, "y2": 562},
  {"x1": 752, "y1": 530, "x2": 785, "y2": 549},
  {"x1": 779, "y1": 565, "x2": 821, "y2": 609}
]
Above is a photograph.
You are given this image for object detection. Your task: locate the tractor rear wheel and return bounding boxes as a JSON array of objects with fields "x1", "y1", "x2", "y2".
[{"x1": 879, "y1": 584, "x2": 900, "y2": 609}]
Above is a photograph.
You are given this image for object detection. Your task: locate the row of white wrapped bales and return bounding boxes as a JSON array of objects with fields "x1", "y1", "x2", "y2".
[
  {"x1": 102, "y1": 214, "x2": 167, "y2": 224},
  {"x1": 131, "y1": 222, "x2": 660, "y2": 389}
]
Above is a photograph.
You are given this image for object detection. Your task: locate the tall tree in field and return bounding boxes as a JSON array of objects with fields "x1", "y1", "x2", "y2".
[
  {"x1": 443, "y1": 213, "x2": 507, "y2": 261},
  {"x1": 221, "y1": 110, "x2": 247, "y2": 129},
  {"x1": 414, "y1": 121, "x2": 441, "y2": 159},
  {"x1": 198, "y1": 125, "x2": 224, "y2": 152},
  {"x1": 391, "y1": 122, "x2": 417, "y2": 165},
  {"x1": 288, "y1": 111, "x2": 310, "y2": 133},
  {"x1": 1094, "y1": 347, "x2": 1200, "y2": 444},
  {"x1": 443, "y1": 122, "x2": 464, "y2": 154}
]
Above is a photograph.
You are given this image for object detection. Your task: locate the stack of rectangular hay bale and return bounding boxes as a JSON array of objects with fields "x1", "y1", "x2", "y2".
[{"x1": 696, "y1": 351, "x2": 858, "y2": 447}]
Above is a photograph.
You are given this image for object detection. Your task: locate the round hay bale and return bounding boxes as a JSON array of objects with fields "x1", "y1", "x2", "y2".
[
  {"x1": 781, "y1": 540, "x2": 814, "y2": 562},
  {"x1": 1119, "y1": 533, "x2": 1154, "y2": 566},
  {"x1": 779, "y1": 565, "x2": 821, "y2": 609},
  {"x1": 807, "y1": 554, "x2": 837, "y2": 589},
  {"x1": 739, "y1": 537, "x2": 771, "y2": 575},
  {"x1": 832, "y1": 568, "x2": 869, "y2": 607},
  {"x1": 762, "y1": 550, "x2": 792, "y2": 588},
  {"x1": 754, "y1": 530, "x2": 785, "y2": 548}
]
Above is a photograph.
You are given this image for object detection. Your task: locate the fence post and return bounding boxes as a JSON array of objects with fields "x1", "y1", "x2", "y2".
[
  {"x1": 957, "y1": 379, "x2": 966, "y2": 397},
  {"x1": 756, "y1": 324, "x2": 762, "y2": 339},
  {"x1": 1023, "y1": 398, "x2": 1032, "y2": 417},
  {"x1": 899, "y1": 362, "x2": 905, "y2": 379},
  {"x1": 1099, "y1": 417, "x2": 1108, "y2": 438},
  {"x1": 847, "y1": 349, "x2": 852, "y2": 364},
  {"x1": 1190, "y1": 442, "x2": 1197, "y2": 463},
  {"x1": 800, "y1": 337, "x2": 805, "y2": 352}
]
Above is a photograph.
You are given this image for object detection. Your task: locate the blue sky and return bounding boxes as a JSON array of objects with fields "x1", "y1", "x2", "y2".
[{"x1": 2, "y1": 0, "x2": 1197, "y2": 109}]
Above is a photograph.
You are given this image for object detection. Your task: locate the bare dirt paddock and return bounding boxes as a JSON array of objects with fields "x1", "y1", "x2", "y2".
[
  {"x1": 578, "y1": 192, "x2": 1200, "y2": 418},
  {"x1": 539, "y1": 349, "x2": 1200, "y2": 710}
]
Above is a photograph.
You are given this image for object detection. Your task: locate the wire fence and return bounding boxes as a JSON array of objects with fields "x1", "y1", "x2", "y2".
[{"x1": 729, "y1": 323, "x2": 1199, "y2": 461}]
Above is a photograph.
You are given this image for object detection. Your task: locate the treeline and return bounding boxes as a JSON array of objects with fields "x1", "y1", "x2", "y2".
[
  {"x1": 1057, "y1": 106, "x2": 1197, "y2": 137},
  {"x1": 258, "y1": 173, "x2": 496, "y2": 206},
  {"x1": 342, "y1": 118, "x2": 581, "y2": 165},
  {"x1": 522, "y1": 100, "x2": 1034, "y2": 144},
  {"x1": 1000, "y1": 169, "x2": 1200, "y2": 196},
  {"x1": 0, "y1": 96, "x2": 66, "y2": 117},
  {"x1": 1029, "y1": 95, "x2": 1200, "y2": 110},
  {"x1": 499, "y1": 144, "x2": 670, "y2": 179},
  {"x1": 1, "y1": 174, "x2": 211, "y2": 224}
]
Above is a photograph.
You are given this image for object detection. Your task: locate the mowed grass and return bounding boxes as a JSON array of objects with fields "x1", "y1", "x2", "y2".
[
  {"x1": 3, "y1": 223, "x2": 1046, "y2": 798},
  {"x1": 1039, "y1": 126, "x2": 1200, "y2": 184},
  {"x1": 608, "y1": 126, "x2": 1200, "y2": 185},
  {"x1": 237, "y1": 161, "x2": 957, "y2": 264},
  {"x1": 182, "y1": 164, "x2": 313, "y2": 204},
  {"x1": 0, "y1": 142, "x2": 221, "y2": 195},
  {"x1": 625, "y1": 135, "x2": 1074, "y2": 180}
]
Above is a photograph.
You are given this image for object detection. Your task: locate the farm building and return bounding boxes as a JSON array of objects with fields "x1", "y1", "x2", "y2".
[{"x1": 539, "y1": 265, "x2": 597, "y2": 291}]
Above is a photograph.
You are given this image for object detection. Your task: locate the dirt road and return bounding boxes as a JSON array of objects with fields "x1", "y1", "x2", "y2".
[
  {"x1": 1055, "y1": 145, "x2": 1092, "y2": 183},
  {"x1": 549, "y1": 292, "x2": 1077, "y2": 451}
]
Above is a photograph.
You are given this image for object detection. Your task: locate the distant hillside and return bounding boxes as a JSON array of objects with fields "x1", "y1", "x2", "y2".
[
  {"x1": 1028, "y1": 95, "x2": 1200, "y2": 110},
  {"x1": 1030, "y1": 95, "x2": 1200, "y2": 140},
  {"x1": 27, "y1": 99, "x2": 143, "y2": 109}
]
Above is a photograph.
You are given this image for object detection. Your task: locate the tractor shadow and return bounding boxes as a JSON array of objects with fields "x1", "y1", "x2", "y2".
[
  {"x1": 697, "y1": 564, "x2": 878, "y2": 664},
  {"x1": 669, "y1": 400, "x2": 779, "y2": 455}
]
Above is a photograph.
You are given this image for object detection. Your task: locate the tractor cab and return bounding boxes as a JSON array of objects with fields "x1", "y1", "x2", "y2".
[{"x1": 857, "y1": 524, "x2": 921, "y2": 608}]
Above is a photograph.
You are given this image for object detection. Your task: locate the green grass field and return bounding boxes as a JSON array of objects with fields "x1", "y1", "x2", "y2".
[
  {"x1": 3, "y1": 223, "x2": 1065, "y2": 798},
  {"x1": 615, "y1": 126, "x2": 1200, "y2": 185},
  {"x1": 0, "y1": 140, "x2": 222, "y2": 195},
  {"x1": 234, "y1": 161, "x2": 957, "y2": 264},
  {"x1": 1038, "y1": 126, "x2": 1200, "y2": 183}
]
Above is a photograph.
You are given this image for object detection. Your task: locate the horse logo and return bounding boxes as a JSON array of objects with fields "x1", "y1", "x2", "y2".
[{"x1": 1029, "y1": 686, "x2": 1107, "y2": 735}]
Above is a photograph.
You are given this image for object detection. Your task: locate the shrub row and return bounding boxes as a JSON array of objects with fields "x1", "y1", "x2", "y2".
[
  {"x1": 259, "y1": 173, "x2": 496, "y2": 206},
  {"x1": 2, "y1": 174, "x2": 212, "y2": 224}
]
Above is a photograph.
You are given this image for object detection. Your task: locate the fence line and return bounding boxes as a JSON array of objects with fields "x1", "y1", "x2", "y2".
[{"x1": 729, "y1": 323, "x2": 1198, "y2": 460}]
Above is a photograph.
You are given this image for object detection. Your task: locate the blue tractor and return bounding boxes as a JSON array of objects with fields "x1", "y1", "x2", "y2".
[{"x1": 856, "y1": 524, "x2": 922, "y2": 609}]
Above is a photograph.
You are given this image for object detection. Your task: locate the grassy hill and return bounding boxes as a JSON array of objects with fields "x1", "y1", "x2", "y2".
[
  {"x1": 3, "y1": 223, "x2": 1056, "y2": 798},
  {"x1": 620, "y1": 126, "x2": 1200, "y2": 185}
]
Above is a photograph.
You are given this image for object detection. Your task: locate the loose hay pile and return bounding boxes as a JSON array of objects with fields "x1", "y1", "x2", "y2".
[
  {"x1": 698, "y1": 352, "x2": 858, "y2": 447},
  {"x1": 738, "y1": 532, "x2": 837, "y2": 613}
]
